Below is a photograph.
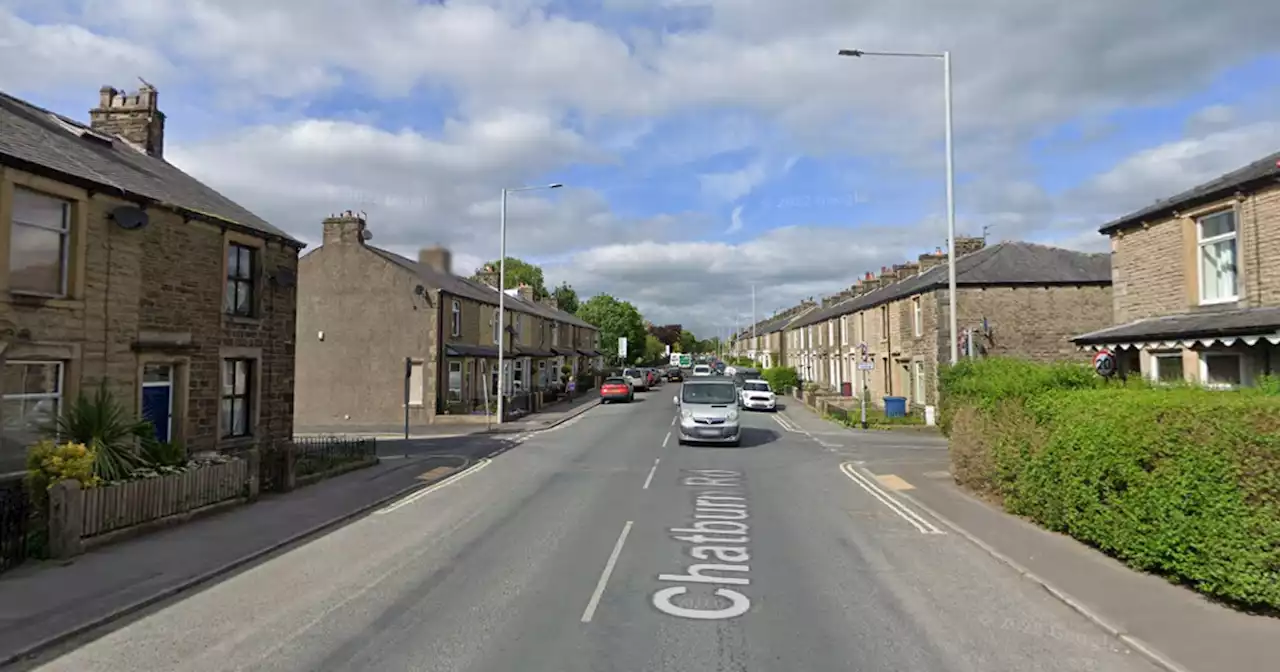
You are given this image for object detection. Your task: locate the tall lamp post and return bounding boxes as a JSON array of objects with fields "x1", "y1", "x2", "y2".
[
  {"x1": 496, "y1": 183, "x2": 563, "y2": 425},
  {"x1": 838, "y1": 48, "x2": 959, "y2": 365}
]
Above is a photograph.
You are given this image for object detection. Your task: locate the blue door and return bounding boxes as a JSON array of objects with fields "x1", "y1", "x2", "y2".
[{"x1": 141, "y1": 364, "x2": 172, "y2": 443}]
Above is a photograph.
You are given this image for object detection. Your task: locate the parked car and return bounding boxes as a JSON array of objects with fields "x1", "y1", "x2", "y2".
[
  {"x1": 739, "y1": 379, "x2": 777, "y2": 411},
  {"x1": 623, "y1": 367, "x2": 648, "y2": 391},
  {"x1": 673, "y1": 379, "x2": 741, "y2": 446},
  {"x1": 600, "y1": 377, "x2": 634, "y2": 403}
]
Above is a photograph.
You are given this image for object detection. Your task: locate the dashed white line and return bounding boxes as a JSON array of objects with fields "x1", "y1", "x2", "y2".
[
  {"x1": 662, "y1": 431, "x2": 671, "y2": 448},
  {"x1": 581, "y1": 520, "x2": 634, "y2": 622},
  {"x1": 839, "y1": 462, "x2": 944, "y2": 535},
  {"x1": 643, "y1": 458, "x2": 660, "y2": 490},
  {"x1": 670, "y1": 416, "x2": 676, "y2": 426}
]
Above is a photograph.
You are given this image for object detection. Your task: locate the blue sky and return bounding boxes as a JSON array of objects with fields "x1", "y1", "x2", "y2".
[{"x1": 1, "y1": 0, "x2": 1277, "y2": 335}]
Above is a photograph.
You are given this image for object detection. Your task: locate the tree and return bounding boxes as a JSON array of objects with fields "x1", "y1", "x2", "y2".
[
  {"x1": 677, "y1": 330, "x2": 698, "y2": 354},
  {"x1": 643, "y1": 334, "x2": 666, "y2": 363},
  {"x1": 477, "y1": 257, "x2": 548, "y2": 298},
  {"x1": 551, "y1": 282, "x2": 580, "y2": 314},
  {"x1": 577, "y1": 293, "x2": 647, "y2": 365},
  {"x1": 649, "y1": 324, "x2": 682, "y2": 347}
]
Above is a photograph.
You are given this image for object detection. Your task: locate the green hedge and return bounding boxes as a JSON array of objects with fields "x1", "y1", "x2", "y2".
[
  {"x1": 942, "y1": 357, "x2": 1280, "y2": 610},
  {"x1": 762, "y1": 366, "x2": 798, "y2": 394}
]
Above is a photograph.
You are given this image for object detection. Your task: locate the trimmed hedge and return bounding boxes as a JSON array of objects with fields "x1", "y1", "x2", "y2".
[{"x1": 941, "y1": 357, "x2": 1280, "y2": 610}]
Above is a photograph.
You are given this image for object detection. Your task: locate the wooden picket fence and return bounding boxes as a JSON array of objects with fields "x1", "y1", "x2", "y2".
[{"x1": 80, "y1": 460, "x2": 249, "y2": 538}]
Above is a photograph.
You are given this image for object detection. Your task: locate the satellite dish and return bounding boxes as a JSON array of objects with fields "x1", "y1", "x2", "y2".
[
  {"x1": 110, "y1": 206, "x2": 148, "y2": 230},
  {"x1": 360, "y1": 229, "x2": 373, "y2": 241},
  {"x1": 272, "y1": 268, "x2": 297, "y2": 288}
]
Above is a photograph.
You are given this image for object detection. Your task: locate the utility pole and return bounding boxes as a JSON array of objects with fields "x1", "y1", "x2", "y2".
[{"x1": 751, "y1": 284, "x2": 757, "y2": 360}]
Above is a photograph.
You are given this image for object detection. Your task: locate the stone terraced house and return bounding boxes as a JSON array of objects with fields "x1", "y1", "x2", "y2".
[
  {"x1": 293, "y1": 214, "x2": 601, "y2": 429},
  {"x1": 781, "y1": 239, "x2": 1113, "y2": 411},
  {"x1": 0, "y1": 85, "x2": 302, "y2": 474},
  {"x1": 1072, "y1": 151, "x2": 1280, "y2": 385}
]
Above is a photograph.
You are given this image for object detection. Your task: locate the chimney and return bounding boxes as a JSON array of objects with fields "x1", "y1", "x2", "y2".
[
  {"x1": 541, "y1": 294, "x2": 559, "y2": 311},
  {"x1": 89, "y1": 84, "x2": 166, "y2": 157},
  {"x1": 475, "y1": 264, "x2": 499, "y2": 289},
  {"x1": 896, "y1": 261, "x2": 920, "y2": 277},
  {"x1": 418, "y1": 246, "x2": 452, "y2": 275},
  {"x1": 918, "y1": 247, "x2": 946, "y2": 272},
  {"x1": 516, "y1": 283, "x2": 534, "y2": 302},
  {"x1": 321, "y1": 211, "x2": 368, "y2": 246},
  {"x1": 956, "y1": 236, "x2": 986, "y2": 257},
  {"x1": 878, "y1": 266, "x2": 900, "y2": 288}
]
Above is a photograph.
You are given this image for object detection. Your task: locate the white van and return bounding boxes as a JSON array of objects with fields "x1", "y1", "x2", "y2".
[{"x1": 691, "y1": 364, "x2": 712, "y2": 377}]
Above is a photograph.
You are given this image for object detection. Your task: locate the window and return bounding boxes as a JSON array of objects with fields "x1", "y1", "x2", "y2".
[
  {"x1": 2, "y1": 362, "x2": 63, "y2": 459},
  {"x1": 913, "y1": 360, "x2": 926, "y2": 404},
  {"x1": 1151, "y1": 353, "x2": 1184, "y2": 383},
  {"x1": 220, "y1": 359, "x2": 254, "y2": 438},
  {"x1": 450, "y1": 300, "x2": 461, "y2": 337},
  {"x1": 447, "y1": 361, "x2": 462, "y2": 402},
  {"x1": 1200, "y1": 353, "x2": 1243, "y2": 389},
  {"x1": 10, "y1": 188, "x2": 71, "y2": 296},
  {"x1": 513, "y1": 358, "x2": 525, "y2": 391},
  {"x1": 551, "y1": 322, "x2": 559, "y2": 346},
  {"x1": 492, "y1": 308, "x2": 501, "y2": 344},
  {"x1": 841, "y1": 316, "x2": 849, "y2": 345},
  {"x1": 827, "y1": 321, "x2": 834, "y2": 346},
  {"x1": 224, "y1": 243, "x2": 256, "y2": 316},
  {"x1": 1197, "y1": 210, "x2": 1238, "y2": 304},
  {"x1": 513, "y1": 313, "x2": 522, "y2": 339},
  {"x1": 880, "y1": 306, "x2": 889, "y2": 339},
  {"x1": 912, "y1": 297, "x2": 923, "y2": 337},
  {"x1": 407, "y1": 360, "x2": 424, "y2": 406},
  {"x1": 859, "y1": 312, "x2": 866, "y2": 344}
]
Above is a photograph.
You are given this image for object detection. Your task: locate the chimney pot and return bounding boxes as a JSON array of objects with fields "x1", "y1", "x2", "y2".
[
  {"x1": 321, "y1": 211, "x2": 367, "y2": 246},
  {"x1": 89, "y1": 83, "x2": 166, "y2": 157}
]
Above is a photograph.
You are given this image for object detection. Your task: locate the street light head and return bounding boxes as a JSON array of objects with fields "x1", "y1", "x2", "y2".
[{"x1": 838, "y1": 49, "x2": 864, "y2": 57}]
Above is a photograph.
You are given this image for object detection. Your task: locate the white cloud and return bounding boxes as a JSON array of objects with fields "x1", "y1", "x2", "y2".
[
  {"x1": 727, "y1": 205, "x2": 744, "y2": 233},
  {"x1": 0, "y1": 8, "x2": 172, "y2": 92}
]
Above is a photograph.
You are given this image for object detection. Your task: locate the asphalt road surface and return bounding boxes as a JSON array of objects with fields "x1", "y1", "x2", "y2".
[{"x1": 29, "y1": 386, "x2": 1159, "y2": 672}]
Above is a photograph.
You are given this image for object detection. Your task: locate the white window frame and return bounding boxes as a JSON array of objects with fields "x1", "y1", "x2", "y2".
[
  {"x1": 1196, "y1": 209, "x2": 1239, "y2": 305},
  {"x1": 450, "y1": 300, "x2": 461, "y2": 337},
  {"x1": 1199, "y1": 352, "x2": 1245, "y2": 390},
  {"x1": 3, "y1": 360, "x2": 65, "y2": 438},
  {"x1": 446, "y1": 360, "x2": 462, "y2": 402},
  {"x1": 10, "y1": 188, "x2": 71, "y2": 298},
  {"x1": 492, "y1": 308, "x2": 500, "y2": 344},
  {"x1": 912, "y1": 297, "x2": 923, "y2": 337},
  {"x1": 827, "y1": 321, "x2": 834, "y2": 347},
  {"x1": 551, "y1": 322, "x2": 559, "y2": 346},
  {"x1": 220, "y1": 358, "x2": 255, "y2": 438},
  {"x1": 1149, "y1": 352, "x2": 1184, "y2": 384},
  {"x1": 408, "y1": 360, "x2": 424, "y2": 407},
  {"x1": 513, "y1": 358, "x2": 526, "y2": 392},
  {"x1": 841, "y1": 316, "x2": 849, "y2": 346}
]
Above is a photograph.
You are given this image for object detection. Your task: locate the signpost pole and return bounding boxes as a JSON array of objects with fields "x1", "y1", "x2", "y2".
[{"x1": 403, "y1": 357, "x2": 411, "y2": 440}]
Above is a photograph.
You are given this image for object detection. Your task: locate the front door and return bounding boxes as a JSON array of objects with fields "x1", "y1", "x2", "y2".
[{"x1": 141, "y1": 364, "x2": 173, "y2": 443}]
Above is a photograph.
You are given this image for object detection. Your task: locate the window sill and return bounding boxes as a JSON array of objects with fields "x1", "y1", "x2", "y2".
[
  {"x1": 8, "y1": 292, "x2": 84, "y2": 310},
  {"x1": 405, "y1": 403, "x2": 424, "y2": 409},
  {"x1": 1198, "y1": 297, "x2": 1239, "y2": 307},
  {"x1": 223, "y1": 314, "x2": 263, "y2": 327},
  {"x1": 219, "y1": 435, "x2": 256, "y2": 451}
]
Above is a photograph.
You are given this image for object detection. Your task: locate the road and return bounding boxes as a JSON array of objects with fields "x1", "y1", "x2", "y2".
[{"x1": 28, "y1": 384, "x2": 1158, "y2": 672}]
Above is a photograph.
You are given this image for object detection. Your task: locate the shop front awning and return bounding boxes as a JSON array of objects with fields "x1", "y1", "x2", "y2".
[
  {"x1": 445, "y1": 344, "x2": 499, "y2": 358},
  {"x1": 1071, "y1": 306, "x2": 1280, "y2": 351}
]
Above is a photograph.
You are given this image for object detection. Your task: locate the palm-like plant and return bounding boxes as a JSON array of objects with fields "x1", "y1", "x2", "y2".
[{"x1": 49, "y1": 385, "x2": 151, "y2": 481}]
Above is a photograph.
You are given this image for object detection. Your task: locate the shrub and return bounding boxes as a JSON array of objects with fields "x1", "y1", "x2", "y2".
[
  {"x1": 942, "y1": 357, "x2": 1280, "y2": 610},
  {"x1": 762, "y1": 366, "x2": 798, "y2": 394},
  {"x1": 25, "y1": 440, "x2": 100, "y2": 494}
]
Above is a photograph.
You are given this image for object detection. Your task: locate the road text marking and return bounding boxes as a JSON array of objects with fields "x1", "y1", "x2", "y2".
[
  {"x1": 839, "y1": 463, "x2": 942, "y2": 534},
  {"x1": 375, "y1": 458, "x2": 491, "y2": 514},
  {"x1": 581, "y1": 521, "x2": 634, "y2": 623},
  {"x1": 652, "y1": 469, "x2": 753, "y2": 621},
  {"x1": 643, "y1": 458, "x2": 661, "y2": 489}
]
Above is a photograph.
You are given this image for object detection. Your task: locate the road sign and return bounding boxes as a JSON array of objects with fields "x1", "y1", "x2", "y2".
[
  {"x1": 857, "y1": 361, "x2": 875, "y2": 371},
  {"x1": 669, "y1": 352, "x2": 681, "y2": 366},
  {"x1": 618, "y1": 337, "x2": 628, "y2": 359},
  {"x1": 1092, "y1": 349, "x2": 1117, "y2": 378},
  {"x1": 679, "y1": 353, "x2": 692, "y2": 367}
]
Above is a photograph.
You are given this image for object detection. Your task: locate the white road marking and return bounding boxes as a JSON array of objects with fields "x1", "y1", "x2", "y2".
[
  {"x1": 374, "y1": 458, "x2": 491, "y2": 514},
  {"x1": 772, "y1": 414, "x2": 803, "y2": 433},
  {"x1": 670, "y1": 416, "x2": 677, "y2": 426},
  {"x1": 581, "y1": 520, "x2": 634, "y2": 623},
  {"x1": 839, "y1": 462, "x2": 943, "y2": 534},
  {"x1": 643, "y1": 458, "x2": 661, "y2": 490},
  {"x1": 662, "y1": 431, "x2": 671, "y2": 447}
]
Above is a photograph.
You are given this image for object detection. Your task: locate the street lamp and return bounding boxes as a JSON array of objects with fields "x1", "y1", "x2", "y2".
[
  {"x1": 496, "y1": 182, "x2": 563, "y2": 425},
  {"x1": 838, "y1": 48, "x2": 959, "y2": 365}
]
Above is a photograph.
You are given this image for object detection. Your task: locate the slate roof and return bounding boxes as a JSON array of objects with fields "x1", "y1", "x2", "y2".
[
  {"x1": 367, "y1": 246, "x2": 596, "y2": 330},
  {"x1": 0, "y1": 90, "x2": 300, "y2": 246},
  {"x1": 788, "y1": 242, "x2": 1111, "y2": 329},
  {"x1": 1099, "y1": 150, "x2": 1280, "y2": 235},
  {"x1": 1072, "y1": 306, "x2": 1280, "y2": 345}
]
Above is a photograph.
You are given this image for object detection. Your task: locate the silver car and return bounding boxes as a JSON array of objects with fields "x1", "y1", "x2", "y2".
[{"x1": 674, "y1": 379, "x2": 742, "y2": 446}]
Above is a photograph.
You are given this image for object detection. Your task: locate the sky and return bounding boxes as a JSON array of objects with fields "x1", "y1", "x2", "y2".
[{"x1": 1, "y1": 0, "x2": 1278, "y2": 339}]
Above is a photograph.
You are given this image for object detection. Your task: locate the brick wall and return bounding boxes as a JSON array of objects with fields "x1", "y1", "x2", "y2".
[{"x1": 0, "y1": 165, "x2": 298, "y2": 458}]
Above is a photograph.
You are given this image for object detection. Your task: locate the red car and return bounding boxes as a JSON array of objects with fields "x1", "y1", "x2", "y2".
[{"x1": 600, "y1": 377, "x2": 634, "y2": 403}]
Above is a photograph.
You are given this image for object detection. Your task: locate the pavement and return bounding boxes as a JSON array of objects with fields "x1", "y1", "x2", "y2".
[
  {"x1": 295, "y1": 392, "x2": 604, "y2": 440},
  {"x1": 3, "y1": 383, "x2": 1173, "y2": 672},
  {"x1": 773, "y1": 400, "x2": 1280, "y2": 672}
]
